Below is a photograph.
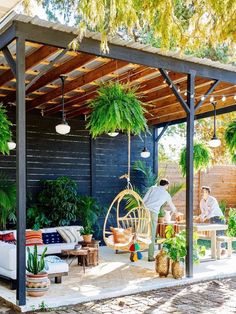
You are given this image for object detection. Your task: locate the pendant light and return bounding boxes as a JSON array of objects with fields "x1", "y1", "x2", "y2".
[
  {"x1": 209, "y1": 101, "x2": 221, "y2": 148},
  {"x1": 108, "y1": 131, "x2": 119, "y2": 137},
  {"x1": 55, "y1": 75, "x2": 71, "y2": 135},
  {"x1": 140, "y1": 134, "x2": 150, "y2": 158},
  {"x1": 8, "y1": 140, "x2": 16, "y2": 150}
]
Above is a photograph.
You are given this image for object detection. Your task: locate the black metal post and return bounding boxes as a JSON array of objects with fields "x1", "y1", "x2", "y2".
[
  {"x1": 90, "y1": 136, "x2": 96, "y2": 197},
  {"x1": 185, "y1": 71, "x2": 195, "y2": 278},
  {"x1": 16, "y1": 36, "x2": 26, "y2": 305},
  {"x1": 153, "y1": 127, "x2": 158, "y2": 175}
]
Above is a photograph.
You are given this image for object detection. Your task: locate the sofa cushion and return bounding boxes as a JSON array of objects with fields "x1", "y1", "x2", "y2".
[
  {"x1": 57, "y1": 227, "x2": 80, "y2": 243},
  {"x1": 42, "y1": 232, "x2": 63, "y2": 245},
  {"x1": 26, "y1": 230, "x2": 43, "y2": 246},
  {"x1": 0, "y1": 232, "x2": 15, "y2": 243}
]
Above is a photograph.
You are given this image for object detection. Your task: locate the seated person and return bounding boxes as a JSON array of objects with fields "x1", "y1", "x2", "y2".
[
  {"x1": 199, "y1": 186, "x2": 226, "y2": 253},
  {"x1": 199, "y1": 186, "x2": 224, "y2": 223}
]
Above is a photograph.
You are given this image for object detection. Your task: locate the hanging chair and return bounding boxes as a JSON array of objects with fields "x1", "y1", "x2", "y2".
[{"x1": 103, "y1": 188, "x2": 151, "y2": 251}]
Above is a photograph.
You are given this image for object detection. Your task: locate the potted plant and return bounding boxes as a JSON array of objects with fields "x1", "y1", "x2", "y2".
[
  {"x1": 80, "y1": 225, "x2": 94, "y2": 243},
  {"x1": 225, "y1": 119, "x2": 236, "y2": 164},
  {"x1": 179, "y1": 143, "x2": 210, "y2": 176},
  {"x1": 86, "y1": 82, "x2": 148, "y2": 138},
  {"x1": 226, "y1": 208, "x2": 236, "y2": 237},
  {"x1": 0, "y1": 104, "x2": 12, "y2": 155},
  {"x1": 26, "y1": 245, "x2": 50, "y2": 297}
]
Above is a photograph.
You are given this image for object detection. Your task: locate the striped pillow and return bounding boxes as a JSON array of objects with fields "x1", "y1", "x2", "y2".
[
  {"x1": 26, "y1": 230, "x2": 43, "y2": 246},
  {"x1": 57, "y1": 227, "x2": 80, "y2": 243}
]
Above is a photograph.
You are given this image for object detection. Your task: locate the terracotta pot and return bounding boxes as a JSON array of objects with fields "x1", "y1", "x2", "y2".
[
  {"x1": 155, "y1": 250, "x2": 170, "y2": 277},
  {"x1": 26, "y1": 272, "x2": 50, "y2": 297},
  {"x1": 172, "y1": 261, "x2": 184, "y2": 279},
  {"x1": 158, "y1": 217, "x2": 165, "y2": 224},
  {"x1": 83, "y1": 234, "x2": 93, "y2": 242}
]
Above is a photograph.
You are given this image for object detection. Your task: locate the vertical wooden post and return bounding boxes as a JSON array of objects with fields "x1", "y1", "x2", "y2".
[
  {"x1": 185, "y1": 71, "x2": 195, "y2": 278},
  {"x1": 16, "y1": 36, "x2": 26, "y2": 305}
]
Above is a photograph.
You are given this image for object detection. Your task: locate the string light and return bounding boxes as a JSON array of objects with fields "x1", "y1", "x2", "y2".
[
  {"x1": 169, "y1": 84, "x2": 172, "y2": 88},
  {"x1": 163, "y1": 79, "x2": 166, "y2": 84},
  {"x1": 184, "y1": 92, "x2": 187, "y2": 96},
  {"x1": 222, "y1": 96, "x2": 226, "y2": 102},
  {"x1": 190, "y1": 94, "x2": 194, "y2": 99},
  {"x1": 201, "y1": 96, "x2": 205, "y2": 101},
  {"x1": 210, "y1": 96, "x2": 214, "y2": 102},
  {"x1": 177, "y1": 87, "x2": 181, "y2": 92},
  {"x1": 234, "y1": 95, "x2": 236, "y2": 100}
]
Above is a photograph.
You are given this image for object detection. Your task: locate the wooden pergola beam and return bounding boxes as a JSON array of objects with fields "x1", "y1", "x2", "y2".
[
  {"x1": 26, "y1": 59, "x2": 129, "y2": 111},
  {"x1": 0, "y1": 45, "x2": 58, "y2": 90}
]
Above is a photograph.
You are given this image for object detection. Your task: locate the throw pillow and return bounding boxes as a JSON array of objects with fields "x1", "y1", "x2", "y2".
[
  {"x1": 42, "y1": 232, "x2": 63, "y2": 245},
  {"x1": 57, "y1": 227, "x2": 80, "y2": 243},
  {"x1": 25, "y1": 230, "x2": 43, "y2": 246},
  {"x1": 0, "y1": 232, "x2": 15, "y2": 242},
  {"x1": 110, "y1": 227, "x2": 133, "y2": 244}
]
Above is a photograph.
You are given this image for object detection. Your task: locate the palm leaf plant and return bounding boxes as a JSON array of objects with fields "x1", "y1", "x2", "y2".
[
  {"x1": 0, "y1": 104, "x2": 12, "y2": 155},
  {"x1": 179, "y1": 143, "x2": 210, "y2": 176},
  {"x1": 225, "y1": 119, "x2": 236, "y2": 164},
  {"x1": 86, "y1": 82, "x2": 148, "y2": 138},
  {"x1": 26, "y1": 245, "x2": 47, "y2": 275},
  {"x1": 0, "y1": 172, "x2": 16, "y2": 230}
]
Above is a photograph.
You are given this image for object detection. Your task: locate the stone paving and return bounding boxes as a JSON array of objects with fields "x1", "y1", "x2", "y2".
[{"x1": 1, "y1": 277, "x2": 236, "y2": 313}]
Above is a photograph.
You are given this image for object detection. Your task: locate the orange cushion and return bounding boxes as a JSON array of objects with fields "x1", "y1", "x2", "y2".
[
  {"x1": 25, "y1": 230, "x2": 43, "y2": 246},
  {"x1": 110, "y1": 227, "x2": 133, "y2": 244}
]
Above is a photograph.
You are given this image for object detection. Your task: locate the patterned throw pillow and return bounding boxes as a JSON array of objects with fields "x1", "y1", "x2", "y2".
[
  {"x1": 110, "y1": 227, "x2": 133, "y2": 244},
  {"x1": 0, "y1": 232, "x2": 15, "y2": 242},
  {"x1": 42, "y1": 232, "x2": 63, "y2": 245},
  {"x1": 25, "y1": 230, "x2": 43, "y2": 246},
  {"x1": 57, "y1": 227, "x2": 80, "y2": 243}
]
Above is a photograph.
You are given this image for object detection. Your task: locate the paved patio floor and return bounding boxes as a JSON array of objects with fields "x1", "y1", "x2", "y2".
[{"x1": 0, "y1": 246, "x2": 236, "y2": 312}]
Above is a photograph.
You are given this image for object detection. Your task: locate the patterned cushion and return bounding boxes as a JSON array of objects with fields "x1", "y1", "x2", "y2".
[
  {"x1": 25, "y1": 230, "x2": 43, "y2": 246},
  {"x1": 110, "y1": 227, "x2": 133, "y2": 244},
  {"x1": 57, "y1": 227, "x2": 80, "y2": 243},
  {"x1": 0, "y1": 232, "x2": 15, "y2": 242},
  {"x1": 42, "y1": 232, "x2": 63, "y2": 244}
]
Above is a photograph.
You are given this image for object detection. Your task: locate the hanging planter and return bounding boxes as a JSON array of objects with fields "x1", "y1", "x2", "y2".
[
  {"x1": 0, "y1": 104, "x2": 12, "y2": 155},
  {"x1": 179, "y1": 143, "x2": 210, "y2": 176},
  {"x1": 86, "y1": 82, "x2": 148, "y2": 138},
  {"x1": 225, "y1": 119, "x2": 236, "y2": 164}
]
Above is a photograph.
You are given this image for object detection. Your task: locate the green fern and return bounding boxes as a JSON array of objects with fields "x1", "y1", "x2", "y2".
[
  {"x1": 0, "y1": 104, "x2": 12, "y2": 155},
  {"x1": 86, "y1": 82, "x2": 148, "y2": 138},
  {"x1": 179, "y1": 143, "x2": 210, "y2": 176},
  {"x1": 225, "y1": 119, "x2": 236, "y2": 164}
]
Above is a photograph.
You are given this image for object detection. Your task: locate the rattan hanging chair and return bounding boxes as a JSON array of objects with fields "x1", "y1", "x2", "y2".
[{"x1": 103, "y1": 188, "x2": 151, "y2": 251}]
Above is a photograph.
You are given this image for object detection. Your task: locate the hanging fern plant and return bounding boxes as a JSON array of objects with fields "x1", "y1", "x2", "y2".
[
  {"x1": 86, "y1": 82, "x2": 148, "y2": 138},
  {"x1": 225, "y1": 119, "x2": 236, "y2": 164},
  {"x1": 179, "y1": 143, "x2": 210, "y2": 176},
  {"x1": 0, "y1": 104, "x2": 12, "y2": 155}
]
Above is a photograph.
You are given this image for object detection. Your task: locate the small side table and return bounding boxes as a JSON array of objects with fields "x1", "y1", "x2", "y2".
[
  {"x1": 78, "y1": 240, "x2": 100, "y2": 266},
  {"x1": 62, "y1": 249, "x2": 89, "y2": 273}
]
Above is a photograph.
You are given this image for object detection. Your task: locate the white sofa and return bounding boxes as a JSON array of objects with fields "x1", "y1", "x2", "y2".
[{"x1": 0, "y1": 225, "x2": 83, "y2": 286}]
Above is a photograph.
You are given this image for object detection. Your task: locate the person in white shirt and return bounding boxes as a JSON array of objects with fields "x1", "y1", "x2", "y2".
[
  {"x1": 199, "y1": 186, "x2": 224, "y2": 222},
  {"x1": 143, "y1": 178, "x2": 178, "y2": 261}
]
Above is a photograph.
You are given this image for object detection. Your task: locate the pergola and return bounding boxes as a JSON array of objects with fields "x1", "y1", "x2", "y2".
[{"x1": 0, "y1": 13, "x2": 235, "y2": 306}]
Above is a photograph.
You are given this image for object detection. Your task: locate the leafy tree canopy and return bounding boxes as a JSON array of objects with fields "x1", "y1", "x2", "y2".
[{"x1": 25, "y1": 0, "x2": 236, "y2": 60}]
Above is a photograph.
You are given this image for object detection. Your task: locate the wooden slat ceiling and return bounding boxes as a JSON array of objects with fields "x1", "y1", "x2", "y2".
[{"x1": 0, "y1": 41, "x2": 235, "y2": 126}]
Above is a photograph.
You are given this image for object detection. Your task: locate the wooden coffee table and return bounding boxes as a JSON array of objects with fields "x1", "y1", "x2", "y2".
[{"x1": 62, "y1": 249, "x2": 89, "y2": 273}]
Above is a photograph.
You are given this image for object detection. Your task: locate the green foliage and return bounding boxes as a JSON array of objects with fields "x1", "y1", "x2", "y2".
[
  {"x1": 0, "y1": 172, "x2": 16, "y2": 230},
  {"x1": 179, "y1": 143, "x2": 210, "y2": 176},
  {"x1": 226, "y1": 208, "x2": 236, "y2": 237},
  {"x1": 80, "y1": 225, "x2": 94, "y2": 235},
  {"x1": 35, "y1": 176, "x2": 79, "y2": 227},
  {"x1": 0, "y1": 104, "x2": 12, "y2": 155},
  {"x1": 27, "y1": 205, "x2": 51, "y2": 230},
  {"x1": 77, "y1": 195, "x2": 102, "y2": 231},
  {"x1": 86, "y1": 82, "x2": 148, "y2": 138},
  {"x1": 161, "y1": 225, "x2": 205, "y2": 263},
  {"x1": 158, "y1": 207, "x2": 165, "y2": 218},
  {"x1": 26, "y1": 245, "x2": 47, "y2": 275},
  {"x1": 219, "y1": 200, "x2": 227, "y2": 216},
  {"x1": 225, "y1": 119, "x2": 236, "y2": 164}
]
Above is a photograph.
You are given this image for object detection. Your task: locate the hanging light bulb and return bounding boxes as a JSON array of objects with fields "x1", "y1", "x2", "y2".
[
  {"x1": 201, "y1": 95, "x2": 205, "y2": 101},
  {"x1": 8, "y1": 141, "x2": 16, "y2": 150},
  {"x1": 108, "y1": 131, "x2": 119, "y2": 137},
  {"x1": 140, "y1": 134, "x2": 150, "y2": 158},
  {"x1": 234, "y1": 95, "x2": 236, "y2": 100},
  {"x1": 184, "y1": 92, "x2": 187, "y2": 96},
  {"x1": 55, "y1": 75, "x2": 71, "y2": 135},
  {"x1": 222, "y1": 95, "x2": 226, "y2": 102},
  {"x1": 209, "y1": 102, "x2": 221, "y2": 148},
  {"x1": 210, "y1": 96, "x2": 214, "y2": 102}
]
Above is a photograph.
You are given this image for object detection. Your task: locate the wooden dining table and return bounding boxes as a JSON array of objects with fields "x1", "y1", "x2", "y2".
[{"x1": 158, "y1": 222, "x2": 228, "y2": 260}]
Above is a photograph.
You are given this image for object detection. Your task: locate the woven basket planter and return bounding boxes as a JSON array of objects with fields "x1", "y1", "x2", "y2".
[{"x1": 155, "y1": 250, "x2": 170, "y2": 277}]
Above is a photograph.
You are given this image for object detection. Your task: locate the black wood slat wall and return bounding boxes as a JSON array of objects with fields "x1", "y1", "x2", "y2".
[{"x1": 0, "y1": 110, "x2": 154, "y2": 234}]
